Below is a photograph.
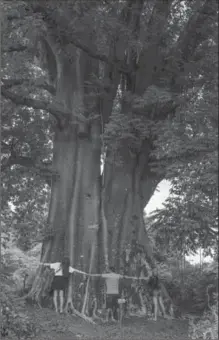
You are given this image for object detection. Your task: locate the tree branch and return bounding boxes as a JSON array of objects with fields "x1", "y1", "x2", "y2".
[
  {"x1": 176, "y1": 0, "x2": 217, "y2": 62},
  {"x1": 135, "y1": 0, "x2": 174, "y2": 94},
  {"x1": 1, "y1": 155, "x2": 33, "y2": 171},
  {"x1": 1, "y1": 155, "x2": 57, "y2": 186},
  {"x1": 64, "y1": 35, "x2": 129, "y2": 74},
  {"x1": 2, "y1": 44, "x2": 28, "y2": 53},
  {"x1": 1, "y1": 78, "x2": 27, "y2": 88},
  {"x1": 1, "y1": 78, "x2": 56, "y2": 95},
  {"x1": 38, "y1": 83, "x2": 56, "y2": 95},
  {"x1": 30, "y1": 3, "x2": 130, "y2": 74},
  {"x1": 1, "y1": 87, "x2": 86, "y2": 123}
]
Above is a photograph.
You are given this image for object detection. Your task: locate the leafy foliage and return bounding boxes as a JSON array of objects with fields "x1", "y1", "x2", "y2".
[
  {"x1": 0, "y1": 268, "x2": 39, "y2": 339},
  {"x1": 165, "y1": 260, "x2": 218, "y2": 313},
  {"x1": 0, "y1": 236, "x2": 41, "y2": 338},
  {"x1": 148, "y1": 76, "x2": 218, "y2": 255},
  {"x1": 1, "y1": 1, "x2": 52, "y2": 249}
]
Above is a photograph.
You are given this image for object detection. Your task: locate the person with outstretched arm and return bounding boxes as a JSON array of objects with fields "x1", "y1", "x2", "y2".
[
  {"x1": 90, "y1": 266, "x2": 125, "y2": 322},
  {"x1": 42, "y1": 256, "x2": 74, "y2": 314},
  {"x1": 147, "y1": 268, "x2": 168, "y2": 321},
  {"x1": 90, "y1": 267, "x2": 146, "y2": 321},
  {"x1": 101, "y1": 266, "x2": 122, "y2": 322}
]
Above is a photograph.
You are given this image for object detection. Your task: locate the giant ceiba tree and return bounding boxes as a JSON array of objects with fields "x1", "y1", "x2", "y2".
[{"x1": 1, "y1": 0, "x2": 217, "y2": 303}]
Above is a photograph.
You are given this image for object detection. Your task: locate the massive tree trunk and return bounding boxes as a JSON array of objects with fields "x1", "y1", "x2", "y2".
[
  {"x1": 40, "y1": 42, "x2": 101, "y2": 278},
  {"x1": 45, "y1": 125, "x2": 101, "y2": 268},
  {"x1": 103, "y1": 142, "x2": 161, "y2": 270}
]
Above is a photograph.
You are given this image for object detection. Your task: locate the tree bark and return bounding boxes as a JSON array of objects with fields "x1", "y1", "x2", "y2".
[
  {"x1": 40, "y1": 43, "x2": 101, "y2": 274},
  {"x1": 103, "y1": 145, "x2": 160, "y2": 270}
]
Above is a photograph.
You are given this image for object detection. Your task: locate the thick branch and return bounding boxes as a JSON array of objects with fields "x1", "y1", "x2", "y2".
[
  {"x1": 1, "y1": 87, "x2": 86, "y2": 123},
  {"x1": 135, "y1": 0, "x2": 174, "y2": 94},
  {"x1": 37, "y1": 83, "x2": 56, "y2": 95},
  {"x1": 30, "y1": 3, "x2": 130, "y2": 74},
  {"x1": 146, "y1": 0, "x2": 174, "y2": 43},
  {"x1": 2, "y1": 44, "x2": 28, "y2": 53},
  {"x1": 1, "y1": 155, "x2": 57, "y2": 186},
  {"x1": 1, "y1": 78, "x2": 56, "y2": 95},
  {"x1": 176, "y1": 0, "x2": 217, "y2": 62},
  {"x1": 1, "y1": 78, "x2": 27, "y2": 88},
  {"x1": 69, "y1": 37, "x2": 129, "y2": 74}
]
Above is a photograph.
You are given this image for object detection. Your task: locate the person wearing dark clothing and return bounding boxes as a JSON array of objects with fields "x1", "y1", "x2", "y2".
[
  {"x1": 147, "y1": 268, "x2": 168, "y2": 321},
  {"x1": 148, "y1": 272, "x2": 161, "y2": 294},
  {"x1": 42, "y1": 257, "x2": 74, "y2": 313}
]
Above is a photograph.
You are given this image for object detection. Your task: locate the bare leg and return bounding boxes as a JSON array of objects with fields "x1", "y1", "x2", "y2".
[
  {"x1": 59, "y1": 290, "x2": 64, "y2": 313},
  {"x1": 53, "y1": 290, "x2": 58, "y2": 313},
  {"x1": 153, "y1": 296, "x2": 158, "y2": 321},
  {"x1": 111, "y1": 299, "x2": 117, "y2": 322},
  {"x1": 111, "y1": 308, "x2": 117, "y2": 322},
  {"x1": 158, "y1": 296, "x2": 168, "y2": 319},
  {"x1": 169, "y1": 303, "x2": 174, "y2": 319},
  {"x1": 106, "y1": 308, "x2": 111, "y2": 322},
  {"x1": 116, "y1": 308, "x2": 120, "y2": 322}
]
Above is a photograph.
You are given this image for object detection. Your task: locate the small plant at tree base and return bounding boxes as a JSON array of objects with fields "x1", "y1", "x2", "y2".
[
  {"x1": 1, "y1": 297, "x2": 39, "y2": 339},
  {"x1": 0, "y1": 270, "x2": 39, "y2": 339}
]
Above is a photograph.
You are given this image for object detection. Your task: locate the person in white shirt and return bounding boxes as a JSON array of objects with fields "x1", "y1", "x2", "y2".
[
  {"x1": 102, "y1": 266, "x2": 122, "y2": 322},
  {"x1": 42, "y1": 256, "x2": 74, "y2": 313}
]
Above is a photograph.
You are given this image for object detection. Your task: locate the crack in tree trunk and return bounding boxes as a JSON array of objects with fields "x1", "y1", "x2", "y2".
[
  {"x1": 115, "y1": 190, "x2": 130, "y2": 269},
  {"x1": 68, "y1": 142, "x2": 84, "y2": 264},
  {"x1": 81, "y1": 237, "x2": 96, "y2": 315},
  {"x1": 100, "y1": 183, "x2": 110, "y2": 271}
]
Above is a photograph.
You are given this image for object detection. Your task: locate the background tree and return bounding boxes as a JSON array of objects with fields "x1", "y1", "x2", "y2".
[{"x1": 147, "y1": 74, "x2": 218, "y2": 258}]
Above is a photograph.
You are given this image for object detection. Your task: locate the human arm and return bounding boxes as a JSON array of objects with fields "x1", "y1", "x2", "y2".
[
  {"x1": 88, "y1": 273, "x2": 138, "y2": 280},
  {"x1": 68, "y1": 267, "x2": 89, "y2": 275},
  {"x1": 122, "y1": 274, "x2": 135, "y2": 280},
  {"x1": 122, "y1": 273, "x2": 151, "y2": 282},
  {"x1": 90, "y1": 273, "x2": 103, "y2": 278},
  {"x1": 69, "y1": 266, "x2": 74, "y2": 273},
  {"x1": 40, "y1": 262, "x2": 51, "y2": 267},
  {"x1": 40, "y1": 262, "x2": 61, "y2": 270}
]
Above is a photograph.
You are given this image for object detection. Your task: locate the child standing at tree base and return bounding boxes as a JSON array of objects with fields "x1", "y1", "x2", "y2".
[
  {"x1": 42, "y1": 256, "x2": 74, "y2": 313},
  {"x1": 147, "y1": 268, "x2": 168, "y2": 321}
]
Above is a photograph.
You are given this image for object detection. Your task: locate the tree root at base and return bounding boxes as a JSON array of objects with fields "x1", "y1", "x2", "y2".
[
  {"x1": 65, "y1": 298, "x2": 95, "y2": 324},
  {"x1": 15, "y1": 290, "x2": 42, "y2": 308},
  {"x1": 15, "y1": 268, "x2": 52, "y2": 310}
]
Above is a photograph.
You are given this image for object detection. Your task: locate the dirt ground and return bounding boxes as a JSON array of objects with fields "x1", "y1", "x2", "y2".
[{"x1": 8, "y1": 306, "x2": 190, "y2": 340}]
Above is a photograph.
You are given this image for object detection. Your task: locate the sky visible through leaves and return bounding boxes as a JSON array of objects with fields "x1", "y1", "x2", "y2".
[{"x1": 146, "y1": 180, "x2": 213, "y2": 265}]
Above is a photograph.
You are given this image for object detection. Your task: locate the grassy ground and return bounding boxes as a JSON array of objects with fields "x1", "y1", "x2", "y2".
[{"x1": 4, "y1": 306, "x2": 190, "y2": 340}]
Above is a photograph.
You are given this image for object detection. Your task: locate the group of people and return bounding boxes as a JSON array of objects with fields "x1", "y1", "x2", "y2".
[{"x1": 42, "y1": 256, "x2": 169, "y2": 322}]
